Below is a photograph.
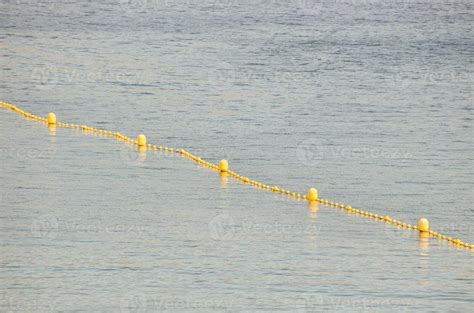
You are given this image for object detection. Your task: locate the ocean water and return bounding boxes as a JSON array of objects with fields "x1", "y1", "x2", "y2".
[{"x1": 0, "y1": 1, "x2": 473, "y2": 312}]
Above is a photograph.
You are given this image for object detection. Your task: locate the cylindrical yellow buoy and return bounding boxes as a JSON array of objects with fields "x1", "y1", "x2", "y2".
[
  {"x1": 307, "y1": 187, "x2": 318, "y2": 202},
  {"x1": 137, "y1": 134, "x2": 146, "y2": 147},
  {"x1": 219, "y1": 159, "x2": 228, "y2": 172},
  {"x1": 418, "y1": 218, "x2": 429, "y2": 232},
  {"x1": 47, "y1": 113, "x2": 56, "y2": 125}
]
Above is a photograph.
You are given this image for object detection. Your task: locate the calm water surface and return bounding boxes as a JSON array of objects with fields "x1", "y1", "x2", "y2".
[{"x1": 0, "y1": 1, "x2": 473, "y2": 312}]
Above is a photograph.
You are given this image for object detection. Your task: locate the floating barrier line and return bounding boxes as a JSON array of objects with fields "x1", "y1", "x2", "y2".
[{"x1": 1, "y1": 101, "x2": 472, "y2": 251}]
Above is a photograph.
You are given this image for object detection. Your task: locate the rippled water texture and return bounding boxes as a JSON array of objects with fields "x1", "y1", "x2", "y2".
[{"x1": 0, "y1": 1, "x2": 473, "y2": 312}]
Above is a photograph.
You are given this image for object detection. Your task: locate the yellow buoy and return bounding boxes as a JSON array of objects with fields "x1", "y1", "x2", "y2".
[
  {"x1": 47, "y1": 112, "x2": 56, "y2": 125},
  {"x1": 219, "y1": 159, "x2": 228, "y2": 172},
  {"x1": 137, "y1": 134, "x2": 146, "y2": 147},
  {"x1": 418, "y1": 218, "x2": 429, "y2": 232},
  {"x1": 307, "y1": 187, "x2": 318, "y2": 202}
]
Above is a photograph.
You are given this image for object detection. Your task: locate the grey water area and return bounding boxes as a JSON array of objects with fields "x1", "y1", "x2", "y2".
[{"x1": 0, "y1": 1, "x2": 473, "y2": 312}]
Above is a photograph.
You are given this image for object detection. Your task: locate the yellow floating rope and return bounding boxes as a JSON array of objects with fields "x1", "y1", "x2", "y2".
[{"x1": 1, "y1": 101, "x2": 472, "y2": 251}]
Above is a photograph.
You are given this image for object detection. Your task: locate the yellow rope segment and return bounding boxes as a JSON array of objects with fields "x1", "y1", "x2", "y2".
[{"x1": 1, "y1": 101, "x2": 472, "y2": 251}]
